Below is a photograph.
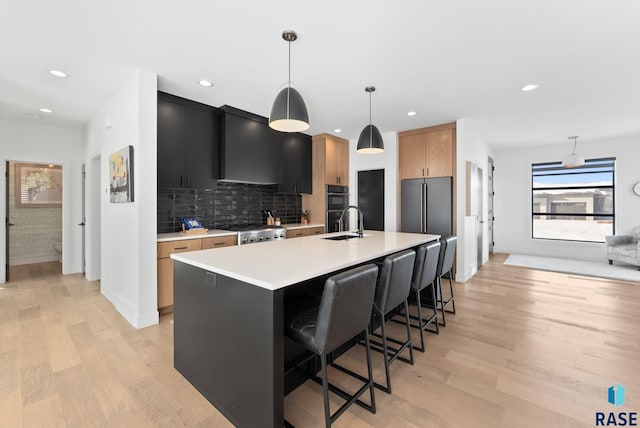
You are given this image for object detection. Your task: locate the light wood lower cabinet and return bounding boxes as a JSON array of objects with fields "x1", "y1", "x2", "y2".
[
  {"x1": 202, "y1": 235, "x2": 237, "y2": 249},
  {"x1": 157, "y1": 235, "x2": 236, "y2": 310},
  {"x1": 306, "y1": 226, "x2": 325, "y2": 236},
  {"x1": 287, "y1": 226, "x2": 325, "y2": 238}
]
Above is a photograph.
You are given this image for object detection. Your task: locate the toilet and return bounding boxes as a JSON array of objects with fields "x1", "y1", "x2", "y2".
[{"x1": 53, "y1": 241, "x2": 62, "y2": 262}]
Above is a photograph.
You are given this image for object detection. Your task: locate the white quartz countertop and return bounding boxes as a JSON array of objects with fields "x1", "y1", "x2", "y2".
[
  {"x1": 157, "y1": 229, "x2": 237, "y2": 242},
  {"x1": 171, "y1": 231, "x2": 440, "y2": 290}
]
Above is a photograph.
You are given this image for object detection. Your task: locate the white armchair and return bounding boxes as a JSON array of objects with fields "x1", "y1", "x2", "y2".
[{"x1": 605, "y1": 227, "x2": 640, "y2": 270}]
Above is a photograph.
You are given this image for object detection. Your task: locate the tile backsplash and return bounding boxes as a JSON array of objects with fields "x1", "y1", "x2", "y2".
[{"x1": 158, "y1": 182, "x2": 302, "y2": 233}]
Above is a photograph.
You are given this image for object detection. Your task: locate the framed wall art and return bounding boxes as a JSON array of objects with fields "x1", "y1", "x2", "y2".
[
  {"x1": 109, "y1": 145, "x2": 134, "y2": 203},
  {"x1": 15, "y1": 163, "x2": 63, "y2": 207}
]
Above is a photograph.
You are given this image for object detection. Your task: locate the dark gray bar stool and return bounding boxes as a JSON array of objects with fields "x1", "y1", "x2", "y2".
[
  {"x1": 285, "y1": 264, "x2": 378, "y2": 428},
  {"x1": 436, "y1": 236, "x2": 457, "y2": 326},
  {"x1": 369, "y1": 249, "x2": 416, "y2": 394},
  {"x1": 404, "y1": 240, "x2": 441, "y2": 351}
]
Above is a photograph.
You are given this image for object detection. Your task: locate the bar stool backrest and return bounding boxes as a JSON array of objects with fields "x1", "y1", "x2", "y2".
[
  {"x1": 314, "y1": 264, "x2": 379, "y2": 355},
  {"x1": 374, "y1": 250, "x2": 416, "y2": 314},
  {"x1": 437, "y1": 236, "x2": 457, "y2": 276},
  {"x1": 411, "y1": 241, "x2": 441, "y2": 292}
]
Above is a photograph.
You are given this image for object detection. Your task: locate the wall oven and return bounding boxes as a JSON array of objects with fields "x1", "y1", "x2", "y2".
[{"x1": 326, "y1": 185, "x2": 349, "y2": 232}]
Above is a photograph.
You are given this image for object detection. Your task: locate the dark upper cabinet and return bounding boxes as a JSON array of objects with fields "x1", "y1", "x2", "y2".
[
  {"x1": 220, "y1": 106, "x2": 283, "y2": 185},
  {"x1": 279, "y1": 133, "x2": 312, "y2": 194},
  {"x1": 157, "y1": 92, "x2": 220, "y2": 189}
]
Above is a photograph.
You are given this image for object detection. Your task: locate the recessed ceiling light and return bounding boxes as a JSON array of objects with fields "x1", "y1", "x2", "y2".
[
  {"x1": 49, "y1": 70, "x2": 68, "y2": 78},
  {"x1": 198, "y1": 80, "x2": 213, "y2": 87},
  {"x1": 334, "y1": 129, "x2": 342, "y2": 133},
  {"x1": 39, "y1": 108, "x2": 54, "y2": 113},
  {"x1": 521, "y1": 84, "x2": 539, "y2": 92},
  {"x1": 407, "y1": 111, "x2": 417, "y2": 117},
  {"x1": 28, "y1": 113, "x2": 41, "y2": 119}
]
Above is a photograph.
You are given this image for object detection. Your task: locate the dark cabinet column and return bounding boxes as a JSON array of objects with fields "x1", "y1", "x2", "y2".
[
  {"x1": 157, "y1": 97, "x2": 187, "y2": 188},
  {"x1": 157, "y1": 92, "x2": 220, "y2": 189},
  {"x1": 279, "y1": 133, "x2": 312, "y2": 194}
]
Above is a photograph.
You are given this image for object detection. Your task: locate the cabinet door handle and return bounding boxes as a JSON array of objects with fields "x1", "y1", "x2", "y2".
[
  {"x1": 426, "y1": 167, "x2": 429, "y2": 176},
  {"x1": 213, "y1": 242, "x2": 225, "y2": 247},
  {"x1": 174, "y1": 246, "x2": 188, "y2": 250},
  {"x1": 180, "y1": 176, "x2": 183, "y2": 187},
  {"x1": 422, "y1": 168, "x2": 425, "y2": 177}
]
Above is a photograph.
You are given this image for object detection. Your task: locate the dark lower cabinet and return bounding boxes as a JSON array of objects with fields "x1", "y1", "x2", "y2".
[
  {"x1": 157, "y1": 92, "x2": 220, "y2": 189},
  {"x1": 279, "y1": 133, "x2": 312, "y2": 194}
]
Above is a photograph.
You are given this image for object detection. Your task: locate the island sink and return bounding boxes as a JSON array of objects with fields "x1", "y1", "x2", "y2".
[{"x1": 322, "y1": 234, "x2": 361, "y2": 241}]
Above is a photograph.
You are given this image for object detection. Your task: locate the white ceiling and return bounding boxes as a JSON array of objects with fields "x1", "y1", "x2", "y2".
[{"x1": 1, "y1": 0, "x2": 639, "y2": 149}]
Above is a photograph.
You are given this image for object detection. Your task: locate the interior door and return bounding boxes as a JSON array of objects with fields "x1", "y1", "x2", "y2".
[
  {"x1": 357, "y1": 169, "x2": 384, "y2": 231},
  {"x1": 476, "y1": 166, "x2": 484, "y2": 267},
  {"x1": 5, "y1": 161, "x2": 11, "y2": 281},
  {"x1": 488, "y1": 156, "x2": 495, "y2": 255},
  {"x1": 81, "y1": 163, "x2": 86, "y2": 274}
]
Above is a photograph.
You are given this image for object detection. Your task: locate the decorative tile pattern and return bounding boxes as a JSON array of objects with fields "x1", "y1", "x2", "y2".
[{"x1": 157, "y1": 183, "x2": 302, "y2": 233}]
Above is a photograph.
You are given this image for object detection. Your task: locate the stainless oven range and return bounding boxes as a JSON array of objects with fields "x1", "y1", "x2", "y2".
[{"x1": 233, "y1": 225, "x2": 286, "y2": 245}]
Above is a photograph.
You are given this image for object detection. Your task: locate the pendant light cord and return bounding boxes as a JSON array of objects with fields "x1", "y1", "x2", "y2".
[
  {"x1": 288, "y1": 40, "x2": 291, "y2": 86},
  {"x1": 369, "y1": 91, "x2": 372, "y2": 125}
]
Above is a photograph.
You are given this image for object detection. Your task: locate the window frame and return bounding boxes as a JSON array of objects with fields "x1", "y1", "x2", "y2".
[{"x1": 531, "y1": 157, "x2": 616, "y2": 243}]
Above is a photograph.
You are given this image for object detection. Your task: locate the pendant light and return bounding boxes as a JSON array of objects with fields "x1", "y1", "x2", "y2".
[
  {"x1": 356, "y1": 86, "x2": 384, "y2": 154},
  {"x1": 562, "y1": 136, "x2": 585, "y2": 168},
  {"x1": 269, "y1": 30, "x2": 309, "y2": 133}
]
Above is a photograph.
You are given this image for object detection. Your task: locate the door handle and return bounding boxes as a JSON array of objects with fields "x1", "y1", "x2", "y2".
[
  {"x1": 7, "y1": 222, "x2": 15, "y2": 226},
  {"x1": 78, "y1": 222, "x2": 86, "y2": 226}
]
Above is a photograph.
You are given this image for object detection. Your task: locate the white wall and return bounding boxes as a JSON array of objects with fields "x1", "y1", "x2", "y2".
[
  {"x1": 493, "y1": 134, "x2": 640, "y2": 261},
  {"x1": 82, "y1": 69, "x2": 158, "y2": 329},
  {"x1": 0, "y1": 119, "x2": 83, "y2": 283},
  {"x1": 348, "y1": 131, "x2": 398, "y2": 231},
  {"x1": 455, "y1": 119, "x2": 494, "y2": 281}
]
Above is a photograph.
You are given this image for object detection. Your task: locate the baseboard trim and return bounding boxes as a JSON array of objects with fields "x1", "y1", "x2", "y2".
[{"x1": 101, "y1": 285, "x2": 158, "y2": 329}]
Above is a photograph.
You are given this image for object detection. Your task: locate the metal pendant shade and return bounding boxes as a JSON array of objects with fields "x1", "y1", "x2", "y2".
[
  {"x1": 562, "y1": 136, "x2": 585, "y2": 168},
  {"x1": 269, "y1": 30, "x2": 309, "y2": 133},
  {"x1": 357, "y1": 86, "x2": 384, "y2": 154}
]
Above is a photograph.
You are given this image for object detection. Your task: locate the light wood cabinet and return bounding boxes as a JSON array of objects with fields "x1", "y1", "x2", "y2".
[
  {"x1": 398, "y1": 125, "x2": 455, "y2": 179},
  {"x1": 288, "y1": 229, "x2": 308, "y2": 239},
  {"x1": 325, "y1": 137, "x2": 349, "y2": 186},
  {"x1": 307, "y1": 226, "x2": 325, "y2": 236},
  {"x1": 157, "y1": 235, "x2": 236, "y2": 310},
  {"x1": 202, "y1": 235, "x2": 237, "y2": 249},
  {"x1": 288, "y1": 226, "x2": 325, "y2": 239}
]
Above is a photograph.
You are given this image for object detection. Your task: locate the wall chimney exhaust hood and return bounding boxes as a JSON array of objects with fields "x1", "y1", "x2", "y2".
[{"x1": 219, "y1": 106, "x2": 284, "y2": 185}]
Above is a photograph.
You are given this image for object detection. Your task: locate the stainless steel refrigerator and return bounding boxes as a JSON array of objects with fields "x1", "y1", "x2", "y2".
[{"x1": 401, "y1": 177, "x2": 452, "y2": 237}]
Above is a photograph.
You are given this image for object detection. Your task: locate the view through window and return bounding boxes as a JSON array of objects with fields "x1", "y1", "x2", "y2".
[{"x1": 531, "y1": 158, "x2": 615, "y2": 242}]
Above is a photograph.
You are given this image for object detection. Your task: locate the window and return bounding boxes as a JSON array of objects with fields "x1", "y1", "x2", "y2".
[{"x1": 531, "y1": 158, "x2": 615, "y2": 242}]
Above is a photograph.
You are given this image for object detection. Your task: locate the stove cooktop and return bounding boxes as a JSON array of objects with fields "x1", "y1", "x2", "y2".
[{"x1": 227, "y1": 224, "x2": 287, "y2": 245}]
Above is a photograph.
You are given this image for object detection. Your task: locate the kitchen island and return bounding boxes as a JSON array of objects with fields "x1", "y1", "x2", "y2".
[{"x1": 171, "y1": 230, "x2": 439, "y2": 428}]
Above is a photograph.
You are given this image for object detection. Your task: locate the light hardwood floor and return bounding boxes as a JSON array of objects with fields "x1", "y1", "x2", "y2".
[{"x1": 1, "y1": 256, "x2": 638, "y2": 427}]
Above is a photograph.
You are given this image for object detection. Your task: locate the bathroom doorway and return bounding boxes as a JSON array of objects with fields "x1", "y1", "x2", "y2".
[{"x1": 6, "y1": 161, "x2": 63, "y2": 279}]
